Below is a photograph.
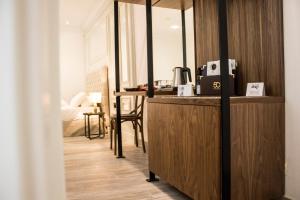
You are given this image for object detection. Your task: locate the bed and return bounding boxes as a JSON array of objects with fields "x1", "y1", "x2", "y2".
[
  {"x1": 62, "y1": 106, "x2": 96, "y2": 137},
  {"x1": 62, "y1": 66, "x2": 110, "y2": 137}
]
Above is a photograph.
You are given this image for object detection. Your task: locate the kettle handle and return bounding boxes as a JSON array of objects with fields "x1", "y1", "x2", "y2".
[
  {"x1": 183, "y1": 67, "x2": 192, "y2": 83},
  {"x1": 188, "y1": 68, "x2": 192, "y2": 82}
]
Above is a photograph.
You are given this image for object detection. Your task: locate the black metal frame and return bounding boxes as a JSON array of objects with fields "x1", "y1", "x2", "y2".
[
  {"x1": 114, "y1": 2, "x2": 232, "y2": 198},
  {"x1": 181, "y1": 10, "x2": 187, "y2": 68},
  {"x1": 192, "y1": 0, "x2": 198, "y2": 83},
  {"x1": 145, "y1": 0, "x2": 157, "y2": 181},
  {"x1": 146, "y1": 0, "x2": 154, "y2": 98},
  {"x1": 146, "y1": 171, "x2": 159, "y2": 182},
  {"x1": 218, "y1": 0, "x2": 231, "y2": 199},
  {"x1": 113, "y1": 0, "x2": 155, "y2": 157},
  {"x1": 114, "y1": 0, "x2": 125, "y2": 158}
]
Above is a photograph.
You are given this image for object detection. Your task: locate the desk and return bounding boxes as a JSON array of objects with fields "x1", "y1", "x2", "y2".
[
  {"x1": 114, "y1": 91, "x2": 146, "y2": 97},
  {"x1": 113, "y1": 90, "x2": 175, "y2": 157}
]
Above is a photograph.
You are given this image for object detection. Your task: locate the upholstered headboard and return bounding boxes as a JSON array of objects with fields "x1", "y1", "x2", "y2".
[{"x1": 86, "y1": 66, "x2": 110, "y2": 121}]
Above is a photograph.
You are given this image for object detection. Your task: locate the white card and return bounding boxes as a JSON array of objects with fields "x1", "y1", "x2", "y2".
[
  {"x1": 246, "y1": 82, "x2": 265, "y2": 96},
  {"x1": 178, "y1": 85, "x2": 194, "y2": 97}
]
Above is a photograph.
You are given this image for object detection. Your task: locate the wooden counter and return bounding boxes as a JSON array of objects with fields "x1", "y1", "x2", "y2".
[{"x1": 147, "y1": 96, "x2": 285, "y2": 200}]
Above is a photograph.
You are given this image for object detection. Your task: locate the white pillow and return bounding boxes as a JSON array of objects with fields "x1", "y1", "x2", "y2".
[
  {"x1": 61, "y1": 99, "x2": 69, "y2": 107},
  {"x1": 70, "y1": 92, "x2": 86, "y2": 107},
  {"x1": 81, "y1": 97, "x2": 93, "y2": 107}
]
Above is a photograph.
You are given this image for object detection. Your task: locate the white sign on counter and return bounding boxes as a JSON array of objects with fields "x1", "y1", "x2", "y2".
[{"x1": 246, "y1": 82, "x2": 265, "y2": 96}]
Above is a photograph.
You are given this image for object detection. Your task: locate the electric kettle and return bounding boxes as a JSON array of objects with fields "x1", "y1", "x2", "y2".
[{"x1": 172, "y1": 67, "x2": 192, "y2": 87}]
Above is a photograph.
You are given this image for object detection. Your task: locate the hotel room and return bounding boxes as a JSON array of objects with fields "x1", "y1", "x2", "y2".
[{"x1": 1, "y1": 0, "x2": 300, "y2": 200}]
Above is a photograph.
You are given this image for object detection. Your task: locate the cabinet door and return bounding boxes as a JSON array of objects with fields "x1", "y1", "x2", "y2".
[{"x1": 148, "y1": 103, "x2": 221, "y2": 200}]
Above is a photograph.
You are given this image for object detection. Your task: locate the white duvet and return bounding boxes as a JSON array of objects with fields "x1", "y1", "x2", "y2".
[{"x1": 61, "y1": 106, "x2": 94, "y2": 122}]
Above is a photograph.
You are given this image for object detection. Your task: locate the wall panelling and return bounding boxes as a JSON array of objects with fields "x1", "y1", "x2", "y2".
[{"x1": 194, "y1": 0, "x2": 285, "y2": 96}]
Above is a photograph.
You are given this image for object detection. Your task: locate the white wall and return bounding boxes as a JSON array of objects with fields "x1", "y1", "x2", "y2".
[
  {"x1": 59, "y1": 27, "x2": 85, "y2": 101},
  {"x1": 153, "y1": 29, "x2": 183, "y2": 81},
  {"x1": 82, "y1": 0, "x2": 115, "y2": 112},
  {"x1": 133, "y1": 5, "x2": 195, "y2": 85},
  {"x1": 133, "y1": 5, "x2": 147, "y2": 85},
  {"x1": 153, "y1": 7, "x2": 183, "y2": 81},
  {"x1": 284, "y1": 0, "x2": 300, "y2": 199},
  {"x1": 84, "y1": 21, "x2": 109, "y2": 72}
]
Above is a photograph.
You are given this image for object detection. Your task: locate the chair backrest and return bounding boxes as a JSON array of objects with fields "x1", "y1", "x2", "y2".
[{"x1": 133, "y1": 95, "x2": 145, "y2": 119}]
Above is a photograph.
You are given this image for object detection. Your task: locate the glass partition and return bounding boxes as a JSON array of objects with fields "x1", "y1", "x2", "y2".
[{"x1": 152, "y1": 6, "x2": 195, "y2": 86}]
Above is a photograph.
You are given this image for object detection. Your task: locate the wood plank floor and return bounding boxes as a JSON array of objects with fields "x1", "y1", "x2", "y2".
[{"x1": 64, "y1": 136, "x2": 191, "y2": 200}]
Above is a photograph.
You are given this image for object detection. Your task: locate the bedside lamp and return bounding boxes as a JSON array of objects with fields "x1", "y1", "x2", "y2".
[{"x1": 90, "y1": 92, "x2": 102, "y2": 113}]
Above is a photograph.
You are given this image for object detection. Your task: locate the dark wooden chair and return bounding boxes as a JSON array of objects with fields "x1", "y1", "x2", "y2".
[{"x1": 110, "y1": 95, "x2": 146, "y2": 154}]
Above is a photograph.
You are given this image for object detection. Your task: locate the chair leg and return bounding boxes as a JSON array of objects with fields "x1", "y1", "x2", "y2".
[
  {"x1": 110, "y1": 120, "x2": 113, "y2": 149},
  {"x1": 114, "y1": 120, "x2": 117, "y2": 155},
  {"x1": 131, "y1": 121, "x2": 137, "y2": 147},
  {"x1": 134, "y1": 120, "x2": 139, "y2": 147},
  {"x1": 140, "y1": 120, "x2": 146, "y2": 153}
]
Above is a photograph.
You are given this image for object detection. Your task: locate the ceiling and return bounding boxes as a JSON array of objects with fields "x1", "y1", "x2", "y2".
[
  {"x1": 153, "y1": 7, "x2": 182, "y2": 33},
  {"x1": 60, "y1": 0, "x2": 105, "y2": 28}
]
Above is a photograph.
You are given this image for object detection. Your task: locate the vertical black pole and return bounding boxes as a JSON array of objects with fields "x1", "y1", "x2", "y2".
[
  {"x1": 218, "y1": 0, "x2": 231, "y2": 199},
  {"x1": 114, "y1": 0, "x2": 124, "y2": 158},
  {"x1": 146, "y1": 0, "x2": 154, "y2": 98},
  {"x1": 192, "y1": 0, "x2": 197, "y2": 82},
  {"x1": 181, "y1": 10, "x2": 187, "y2": 68},
  {"x1": 145, "y1": 0, "x2": 159, "y2": 183}
]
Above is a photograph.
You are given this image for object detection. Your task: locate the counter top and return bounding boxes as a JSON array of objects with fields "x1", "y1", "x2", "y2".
[
  {"x1": 147, "y1": 96, "x2": 285, "y2": 106},
  {"x1": 114, "y1": 90, "x2": 176, "y2": 97},
  {"x1": 114, "y1": 91, "x2": 146, "y2": 96}
]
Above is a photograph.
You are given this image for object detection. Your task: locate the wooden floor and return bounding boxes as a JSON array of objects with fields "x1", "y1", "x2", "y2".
[{"x1": 64, "y1": 136, "x2": 191, "y2": 200}]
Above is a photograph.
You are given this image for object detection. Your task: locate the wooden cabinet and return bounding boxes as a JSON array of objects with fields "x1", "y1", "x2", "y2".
[
  {"x1": 230, "y1": 101, "x2": 285, "y2": 200},
  {"x1": 148, "y1": 96, "x2": 285, "y2": 200},
  {"x1": 148, "y1": 101, "x2": 221, "y2": 199}
]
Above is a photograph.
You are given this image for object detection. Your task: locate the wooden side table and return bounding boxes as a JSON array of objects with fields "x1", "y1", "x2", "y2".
[{"x1": 83, "y1": 112, "x2": 105, "y2": 139}]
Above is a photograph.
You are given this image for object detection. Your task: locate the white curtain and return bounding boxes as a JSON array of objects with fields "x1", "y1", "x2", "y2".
[
  {"x1": 284, "y1": 0, "x2": 300, "y2": 199},
  {"x1": 0, "y1": 0, "x2": 65, "y2": 200}
]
